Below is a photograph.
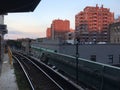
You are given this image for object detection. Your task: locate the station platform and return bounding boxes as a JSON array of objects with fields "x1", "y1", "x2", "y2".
[{"x1": 0, "y1": 53, "x2": 18, "y2": 90}]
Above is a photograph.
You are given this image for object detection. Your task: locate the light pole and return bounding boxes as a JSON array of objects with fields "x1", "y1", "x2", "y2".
[{"x1": 76, "y1": 38, "x2": 79, "y2": 84}]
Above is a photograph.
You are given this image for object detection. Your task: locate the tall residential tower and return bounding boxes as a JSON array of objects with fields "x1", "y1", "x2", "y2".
[
  {"x1": 46, "y1": 19, "x2": 70, "y2": 40},
  {"x1": 75, "y1": 4, "x2": 114, "y2": 43}
]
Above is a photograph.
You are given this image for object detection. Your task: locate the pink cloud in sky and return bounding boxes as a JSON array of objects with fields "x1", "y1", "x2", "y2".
[{"x1": 4, "y1": 30, "x2": 46, "y2": 40}]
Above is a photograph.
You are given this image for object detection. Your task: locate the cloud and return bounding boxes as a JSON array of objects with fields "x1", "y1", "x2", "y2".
[
  {"x1": 8, "y1": 30, "x2": 24, "y2": 34},
  {"x1": 4, "y1": 30, "x2": 46, "y2": 40}
]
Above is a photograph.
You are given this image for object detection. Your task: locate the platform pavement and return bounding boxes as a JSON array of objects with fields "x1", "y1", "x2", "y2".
[{"x1": 0, "y1": 53, "x2": 18, "y2": 90}]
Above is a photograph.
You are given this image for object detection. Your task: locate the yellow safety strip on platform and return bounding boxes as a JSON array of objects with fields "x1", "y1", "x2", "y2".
[{"x1": 8, "y1": 47, "x2": 13, "y2": 65}]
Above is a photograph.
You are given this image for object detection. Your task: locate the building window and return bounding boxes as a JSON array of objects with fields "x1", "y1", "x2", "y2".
[
  {"x1": 68, "y1": 34, "x2": 72, "y2": 36},
  {"x1": 90, "y1": 55, "x2": 96, "y2": 61},
  {"x1": 119, "y1": 55, "x2": 120, "y2": 63},
  {"x1": 114, "y1": 38, "x2": 116, "y2": 43},
  {"x1": 68, "y1": 38, "x2": 71, "y2": 40},
  {"x1": 117, "y1": 38, "x2": 119, "y2": 43},
  {"x1": 108, "y1": 55, "x2": 113, "y2": 64}
]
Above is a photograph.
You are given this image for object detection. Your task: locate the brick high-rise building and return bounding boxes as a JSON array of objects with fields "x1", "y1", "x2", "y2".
[
  {"x1": 46, "y1": 19, "x2": 70, "y2": 40},
  {"x1": 46, "y1": 28, "x2": 51, "y2": 39},
  {"x1": 75, "y1": 4, "x2": 114, "y2": 44},
  {"x1": 75, "y1": 4, "x2": 114, "y2": 31},
  {"x1": 51, "y1": 19, "x2": 70, "y2": 32}
]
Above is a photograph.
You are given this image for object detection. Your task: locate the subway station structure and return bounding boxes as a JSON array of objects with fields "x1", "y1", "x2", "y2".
[
  {"x1": 0, "y1": 0, "x2": 41, "y2": 89},
  {"x1": 0, "y1": 0, "x2": 41, "y2": 81},
  {"x1": 0, "y1": 0, "x2": 41, "y2": 62}
]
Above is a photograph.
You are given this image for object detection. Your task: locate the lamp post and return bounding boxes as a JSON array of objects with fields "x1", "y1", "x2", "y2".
[{"x1": 76, "y1": 38, "x2": 79, "y2": 84}]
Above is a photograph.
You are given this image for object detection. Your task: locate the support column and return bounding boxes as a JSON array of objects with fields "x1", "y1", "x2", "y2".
[{"x1": 0, "y1": 15, "x2": 8, "y2": 62}]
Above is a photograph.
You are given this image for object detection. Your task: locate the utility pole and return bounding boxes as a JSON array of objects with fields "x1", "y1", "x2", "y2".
[{"x1": 76, "y1": 38, "x2": 79, "y2": 84}]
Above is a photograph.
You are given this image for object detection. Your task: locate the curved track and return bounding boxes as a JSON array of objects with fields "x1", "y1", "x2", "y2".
[{"x1": 13, "y1": 52, "x2": 82, "y2": 90}]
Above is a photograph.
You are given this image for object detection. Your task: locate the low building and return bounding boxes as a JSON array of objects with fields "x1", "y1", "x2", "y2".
[
  {"x1": 32, "y1": 40, "x2": 120, "y2": 65},
  {"x1": 76, "y1": 30, "x2": 108, "y2": 44},
  {"x1": 109, "y1": 22, "x2": 120, "y2": 44},
  {"x1": 114, "y1": 16, "x2": 120, "y2": 23},
  {"x1": 65, "y1": 30, "x2": 75, "y2": 44}
]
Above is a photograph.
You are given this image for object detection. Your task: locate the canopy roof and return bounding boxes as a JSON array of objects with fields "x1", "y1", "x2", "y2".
[{"x1": 0, "y1": 0, "x2": 41, "y2": 14}]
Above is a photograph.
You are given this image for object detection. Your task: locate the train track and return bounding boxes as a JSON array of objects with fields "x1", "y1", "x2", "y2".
[{"x1": 13, "y1": 52, "x2": 82, "y2": 90}]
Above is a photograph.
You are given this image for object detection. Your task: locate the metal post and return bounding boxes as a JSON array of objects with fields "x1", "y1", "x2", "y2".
[{"x1": 76, "y1": 38, "x2": 79, "y2": 84}]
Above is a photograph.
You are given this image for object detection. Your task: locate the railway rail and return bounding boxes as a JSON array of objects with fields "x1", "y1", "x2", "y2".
[
  {"x1": 13, "y1": 52, "x2": 82, "y2": 90},
  {"x1": 31, "y1": 46, "x2": 120, "y2": 90}
]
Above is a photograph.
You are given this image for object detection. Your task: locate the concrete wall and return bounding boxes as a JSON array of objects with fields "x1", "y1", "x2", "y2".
[
  {"x1": 32, "y1": 40, "x2": 120, "y2": 65},
  {"x1": 59, "y1": 44, "x2": 120, "y2": 65},
  {"x1": 32, "y1": 39, "x2": 63, "y2": 52}
]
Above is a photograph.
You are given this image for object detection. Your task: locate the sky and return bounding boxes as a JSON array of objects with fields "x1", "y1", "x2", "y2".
[{"x1": 4, "y1": 0, "x2": 120, "y2": 39}]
